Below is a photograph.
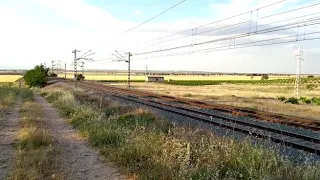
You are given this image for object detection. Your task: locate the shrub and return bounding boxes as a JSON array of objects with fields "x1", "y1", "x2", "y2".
[
  {"x1": 277, "y1": 96, "x2": 286, "y2": 102},
  {"x1": 285, "y1": 97, "x2": 299, "y2": 105},
  {"x1": 261, "y1": 74, "x2": 269, "y2": 80},
  {"x1": 304, "y1": 99, "x2": 312, "y2": 104},
  {"x1": 306, "y1": 84, "x2": 317, "y2": 91},
  {"x1": 311, "y1": 97, "x2": 320, "y2": 105},
  {"x1": 299, "y1": 96, "x2": 307, "y2": 101},
  {"x1": 76, "y1": 74, "x2": 85, "y2": 81},
  {"x1": 24, "y1": 64, "x2": 49, "y2": 87}
]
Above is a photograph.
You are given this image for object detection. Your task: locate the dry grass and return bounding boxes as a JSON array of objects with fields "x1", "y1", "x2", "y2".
[
  {"x1": 10, "y1": 95, "x2": 62, "y2": 180},
  {"x1": 107, "y1": 82, "x2": 320, "y2": 120},
  {"x1": 41, "y1": 87, "x2": 320, "y2": 180},
  {"x1": 0, "y1": 84, "x2": 20, "y2": 120},
  {"x1": 0, "y1": 75, "x2": 22, "y2": 82}
]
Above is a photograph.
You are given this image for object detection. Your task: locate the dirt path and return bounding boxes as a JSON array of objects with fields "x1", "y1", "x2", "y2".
[
  {"x1": 34, "y1": 95, "x2": 125, "y2": 180},
  {"x1": 0, "y1": 97, "x2": 22, "y2": 180}
]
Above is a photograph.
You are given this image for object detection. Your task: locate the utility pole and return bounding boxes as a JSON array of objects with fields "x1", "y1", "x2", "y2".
[
  {"x1": 64, "y1": 63, "x2": 67, "y2": 79},
  {"x1": 294, "y1": 45, "x2": 304, "y2": 97},
  {"x1": 112, "y1": 51, "x2": 132, "y2": 89},
  {"x1": 72, "y1": 49, "x2": 81, "y2": 83},
  {"x1": 128, "y1": 52, "x2": 132, "y2": 89},
  {"x1": 51, "y1": 60, "x2": 55, "y2": 74},
  {"x1": 145, "y1": 65, "x2": 148, "y2": 77}
]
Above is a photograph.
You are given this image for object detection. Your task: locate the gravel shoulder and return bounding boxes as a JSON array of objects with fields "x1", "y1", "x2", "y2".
[
  {"x1": 34, "y1": 95, "x2": 125, "y2": 180},
  {"x1": 0, "y1": 97, "x2": 22, "y2": 180}
]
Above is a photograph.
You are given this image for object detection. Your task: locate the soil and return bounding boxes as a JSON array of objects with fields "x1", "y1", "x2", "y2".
[
  {"x1": 0, "y1": 97, "x2": 22, "y2": 180},
  {"x1": 34, "y1": 95, "x2": 125, "y2": 180}
]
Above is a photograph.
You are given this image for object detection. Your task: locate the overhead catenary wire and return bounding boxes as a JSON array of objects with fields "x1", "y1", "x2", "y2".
[
  {"x1": 140, "y1": 10, "x2": 320, "y2": 49},
  {"x1": 98, "y1": 32, "x2": 320, "y2": 63},
  {"x1": 133, "y1": 17, "x2": 320, "y2": 56},
  {"x1": 165, "y1": 14, "x2": 320, "y2": 49},
  {"x1": 138, "y1": 2, "x2": 320, "y2": 49},
  {"x1": 137, "y1": 0, "x2": 287, "y2": 46},
  {"x1": 259, "y1": 2, "x2": 320, "y2": 19},
  {"x1": 129, "y1": 34, "x2": 320, "y2": 61}
]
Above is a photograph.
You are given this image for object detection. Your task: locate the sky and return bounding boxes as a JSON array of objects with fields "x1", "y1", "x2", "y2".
[{"x1": 0, "y1": 0, "x2": 319, "y2": 73}]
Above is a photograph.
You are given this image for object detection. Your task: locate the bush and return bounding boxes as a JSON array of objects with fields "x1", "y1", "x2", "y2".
[
  {"x1": 277, "y1": 96, "x2": 286, "y2": 102},
  {"x1": 24, "y1": 64, "x2": 49, "y2": 87},
  {"x1": 304, "y1": 99, "x2": 312, "y2": 104},
  {"x1": 261, "y1": 74, "x2": 269, "y2": 80},
  {"x1": 285, "y1": 97, "x2": 299, "y2": 105},
  {"x1": 306, "y1": 84, "x2": 317, "y2": 91},
  {"x1": 76, "y1": 74, "x2": 85, "y2": 81},
  {"x1": 311, "y1": 97, "x2": 320, "y2": 105}
]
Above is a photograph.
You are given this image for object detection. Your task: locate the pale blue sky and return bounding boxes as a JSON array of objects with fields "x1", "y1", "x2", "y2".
[{"x1": 0, "y1": 0, "x2": 319, "y2": 73}]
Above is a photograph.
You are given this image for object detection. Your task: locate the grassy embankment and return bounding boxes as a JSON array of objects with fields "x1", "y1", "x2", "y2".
[
  {"x1": 41, "y1": 87, "x2": 319, "y2": 180},
  {"x1": 10, "y1": 89, "x2": 62, "y2": 179}
]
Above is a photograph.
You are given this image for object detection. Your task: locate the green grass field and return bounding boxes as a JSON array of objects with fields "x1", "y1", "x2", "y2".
[{"x1": 0, "y1": 75, "x2": 22, "y2": 82}]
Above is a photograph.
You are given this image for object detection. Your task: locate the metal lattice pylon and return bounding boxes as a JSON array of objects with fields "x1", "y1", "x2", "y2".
[{"x1": 294, "y1": 45, "x2": 303, "y2": 97}]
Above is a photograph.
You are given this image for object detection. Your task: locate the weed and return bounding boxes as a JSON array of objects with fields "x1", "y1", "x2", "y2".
[
  {"x1": 304, "y1": 99, "x2": 312, "y2": 104},
  {"x1": 306, "y1": 84, "x2": 317, "y2": 91},
  {"x1": 0, "y1": 86, "x2": 19, "y2": 107},
  {"x1": 10, "y1": 146, "x2": 58, "y2": 180},
  {"x1": 311, "y1": 97, "x2": 320, "y2": 105},
  {"x1": 103, "y1": 103, "x2": 133, "y2": 118},
  {"x1": 285, "y1": 97, "x2": 300, "y2": 105},
  {"x1": 20, "y1": 89, "x2": 33, "y2": 101},
  {"x1": 277, "y1": 96, "x2": 286, "y2": 102},
  {"x1": 182, "y1": 93, "x2": 194, "y2": 97},
  {"x1": 246, "y1": 106, "x2": 258, "y2": 111},
  {"x1": 17, "y1": 127, "x2": 51, "y2": 150}
]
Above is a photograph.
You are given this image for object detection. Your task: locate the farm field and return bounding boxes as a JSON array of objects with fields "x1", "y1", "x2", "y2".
[
  {"x1": 105, "y1": 82, "x2": 320, "y2": 120},
  {"x1": 58, "y1": 72, "x2": 294, "y2": 81},
  {"x1": 0, "y1": 75, "x2": 22, "y2": 82}
]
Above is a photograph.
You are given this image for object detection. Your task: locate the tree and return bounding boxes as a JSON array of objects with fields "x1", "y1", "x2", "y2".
[{"x1": 24, "y1": 64, "x2": 49, "y2": 87}]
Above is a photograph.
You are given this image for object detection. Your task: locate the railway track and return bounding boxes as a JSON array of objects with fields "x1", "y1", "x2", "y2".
[
  {"x1": 65, "y1": 80, "x2": 320, "y2": 155},
  {"x1": 78, "y1": 80, "x2": 320, "y2": 131}
]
